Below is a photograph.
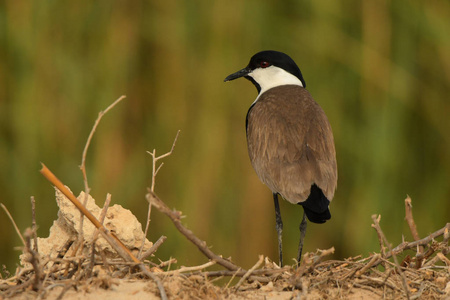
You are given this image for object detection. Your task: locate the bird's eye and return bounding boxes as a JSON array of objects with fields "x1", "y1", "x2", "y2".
[{"x1": 259, "y1": 61, "x2": 270, "y2": 68}]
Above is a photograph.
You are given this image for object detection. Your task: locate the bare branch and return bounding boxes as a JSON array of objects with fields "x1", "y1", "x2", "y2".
[
  {"x1": 140, "y1": 235, "x2": 167, "y2": 261},
  {"x1": 30, "y1": 196, "x2": 38, "y2": 252},
  {"x1": 147, "y1": 130, "x2": 181, "y2": 192},
  {"x1": 405, "y1": 196, "x2": 422, "y2": 253},
  {"x1": 24, "y1": 228, "x2": 43, "y2": 291},
  {"x1": 1, "y1": 203, "x2": 26, "y2": 246},
  {"x1": 234, "y1": 255, "x2": 264, "y2": 290},
  {"x1": 371, "y1": 214, "x2": 410, "y2": 300},
  {"x1": 146, "y1": 191, "x2": 239, "y2": 272},
  {"x1": 80, "y1": 95, "x2": 126, "y2": 183},
  {"x1": 387, "y1": 223, "x2": 450, "y2": 259},
  {"x1": 355, "y1": 254, "x2": 381, "y2": 277},
  {"x1": 164, "y1": 260, "x2": 216, "y2": 275},
  {"x1": 87, "y1": 193, "x2": 112, "y2": 276},
  {"x1": 154, "y1": 162, "x2": 165, "y2": 177},
  {"x1": 296, "y1": 247, "x2": 335, "y2": 278},
  {"x1": 371, "y1": 214, "x2": 386, "y2": 257},
  {"x1": 140, "y1": 130, "x2": 181, "y2": 257},
  {"x1": 200, "y1": 268, "x2": 287, "y2": 280},
  {"x1": 78, "y1": 95, "x2": 126, "y2": 255},
  {"x1": 225, "y1": 268, "x2": 242, "y2": 289}
]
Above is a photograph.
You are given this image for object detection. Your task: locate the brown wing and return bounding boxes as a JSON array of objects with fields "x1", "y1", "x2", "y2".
[{"x1": 246, "y1": 85, "x2": 337, "y2": 204}]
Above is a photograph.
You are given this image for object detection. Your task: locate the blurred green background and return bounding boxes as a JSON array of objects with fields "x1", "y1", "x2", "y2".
[{"x1": 1, "y1": 1, "x2": 449, "y2": 272}]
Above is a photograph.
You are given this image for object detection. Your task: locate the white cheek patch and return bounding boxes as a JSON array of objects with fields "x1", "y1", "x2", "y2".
[{"x1": 248, "y1": 66, "x2": 304, "y2": 98}]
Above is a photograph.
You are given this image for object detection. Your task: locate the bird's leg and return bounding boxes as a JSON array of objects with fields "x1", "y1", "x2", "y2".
[
  {"x1": 273, "y1": 193, "x2": 283, "y2": 267},
  {"x1": 297, "y1": 210, "x2": 307, "y2": 266}
]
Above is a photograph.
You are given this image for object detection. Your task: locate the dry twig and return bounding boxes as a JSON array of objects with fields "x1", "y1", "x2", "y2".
[
  {"x1": 23, "y1": 228, "x2": 43, "y2": 291},
  {"x1": 140, "y1": 235, "x2": 167, "y2": 261},
  {"x1": 372, "y1": 214, "x2": 387, "y2": 257},
  {"x1": 202, "y1": 267, "x2": 287, "y2": 279},
  {"x1": 225, "y1": 267, "x2": 242, "y2": 289},
  {"x1": 371, "y1": 214, "x2": 410, "y2": 300},
  {"x1": 78, "y1": 95, "x2": 126, "y2": 255},
  {"x1": 436, "y1": 252, "x2": 450, "y2": 267},
  {"x1": 296, "y1": 247, "x2": 335, "y2": 278},
  {"x1": 387, "y1": 223, "x2": 450, "y2": 259},
  {"x1": 30, "y1": 196, "x2": 39, "y2": 252},
  {"x1": 148, "y1": 130, "x2": 180, "y2": 193},
  {"x1": 147, "y1": 191, "x2": 239, "y2": 272},
  {"x1": 234, "y1": 255, "x2": 264, "y2": 291},
  {"x1": 164, "y1": 260, "x2": 217, "y2": 275},
  {"x1": 139, "y1": 130, "x2": 180, "y2": 258},
  {"x1": 1, "y1": 203, "x2": 26, "y2": 247},
  {"x1": 80, "y1": 95, "x2": 126, "y2": 195},
  {"x1": 146, "y1": 190, "x2": 297, "y2": 284},
  {"x1": 87, "y1": 193, "x2": 112, "y2": 277},
  {"x1": 405, "y1": 196, "x2": 423, "y2": 255},
  {"x1": 354, "y1": 254, "x2": 381, "y2": 277}
]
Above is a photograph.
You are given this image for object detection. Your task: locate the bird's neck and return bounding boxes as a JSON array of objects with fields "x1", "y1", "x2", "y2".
[{"x1": 248, "y1": 66, "x2": 304, "y2": 97}]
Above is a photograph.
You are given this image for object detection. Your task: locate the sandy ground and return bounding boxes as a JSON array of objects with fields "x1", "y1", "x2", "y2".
[{"x1": 7, "y1": 277, "x2": 384, "y2": 300}]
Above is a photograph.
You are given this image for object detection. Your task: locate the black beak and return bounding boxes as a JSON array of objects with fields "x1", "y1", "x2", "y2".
[{"x1": 224, "y1": 67, "x2": 251, "y2": 82}]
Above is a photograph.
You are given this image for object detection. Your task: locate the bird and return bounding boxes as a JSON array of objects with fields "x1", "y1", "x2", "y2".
[{"x1": 224, "y1": 50, "x2": 337, "y2": 267}]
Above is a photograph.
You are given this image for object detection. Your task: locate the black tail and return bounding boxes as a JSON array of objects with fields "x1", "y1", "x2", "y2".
[{"x1": 300, "y1": 184, "x2": 331, "y2": 224}]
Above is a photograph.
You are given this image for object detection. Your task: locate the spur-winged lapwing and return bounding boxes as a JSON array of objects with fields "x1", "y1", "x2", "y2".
[{"x1": 224, "y1": 50, "x2": 337, "y2": 267}]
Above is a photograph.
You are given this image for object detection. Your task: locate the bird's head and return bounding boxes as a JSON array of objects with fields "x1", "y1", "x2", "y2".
[{"x1": 224, "y1": 50, "x2": 306, "y2": 94}]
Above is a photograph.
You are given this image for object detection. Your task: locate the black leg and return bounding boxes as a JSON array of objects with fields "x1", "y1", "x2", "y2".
[
  {"x1": 273, "y1": 193, "x2": 283, "y2": 267},
  {"x1": 297, "y1": 210, "x2": 307, "y2": 266}
]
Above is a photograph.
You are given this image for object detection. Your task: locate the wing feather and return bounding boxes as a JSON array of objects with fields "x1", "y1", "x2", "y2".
[{"x1": 246, "y1": 85, "x2": 337, "y2": 204}]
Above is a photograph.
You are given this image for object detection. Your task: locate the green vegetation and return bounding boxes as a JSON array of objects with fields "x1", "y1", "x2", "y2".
[{"x1": 1, "y1": 1, "x2": 449, "y2": 271}]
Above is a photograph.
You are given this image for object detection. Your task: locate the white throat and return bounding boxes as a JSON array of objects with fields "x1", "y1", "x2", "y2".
[{"x1": 248, "y1": 65, "x2": 304, "y2": 99}]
